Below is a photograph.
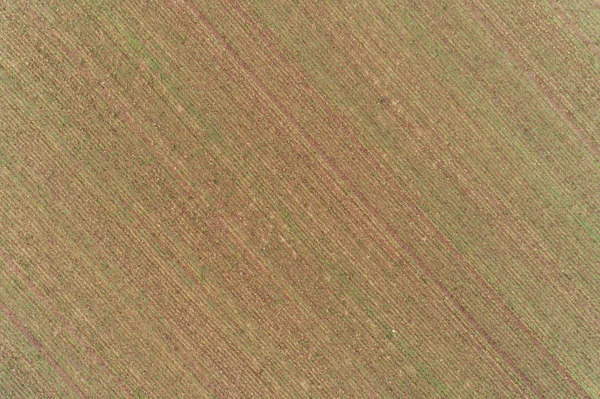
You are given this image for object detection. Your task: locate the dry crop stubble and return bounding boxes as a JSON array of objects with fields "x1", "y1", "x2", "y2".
[{"x1": 1, "y1": 0, "x2": 599, "y2": 397}]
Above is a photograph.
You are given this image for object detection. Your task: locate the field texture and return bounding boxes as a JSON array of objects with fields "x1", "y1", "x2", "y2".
[{"x1": 1, "y1": 0, "x2": 599, "y2": 397}]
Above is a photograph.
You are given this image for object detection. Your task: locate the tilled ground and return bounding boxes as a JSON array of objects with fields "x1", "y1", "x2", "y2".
[{"x1": 1, "y1": 1, "x2": 599, "y2": 397}]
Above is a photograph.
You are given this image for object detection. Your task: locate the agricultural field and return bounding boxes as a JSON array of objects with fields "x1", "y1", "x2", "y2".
[{"x1": 1, "y1": 0, "x2": 599, "y2": 397}]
